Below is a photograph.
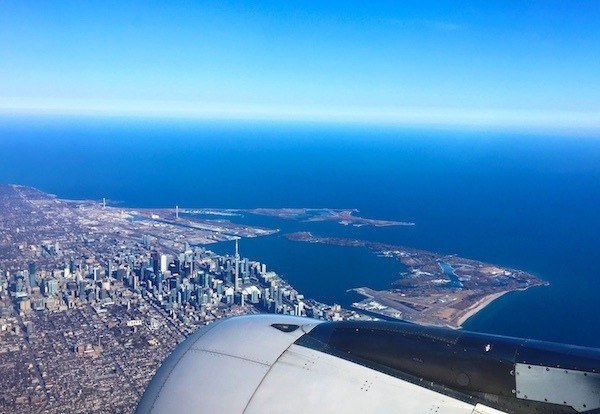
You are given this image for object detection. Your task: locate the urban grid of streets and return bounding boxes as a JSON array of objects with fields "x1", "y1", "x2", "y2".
[{"x1": 0, "y1": 184, "x2": 364, "y2": 413}]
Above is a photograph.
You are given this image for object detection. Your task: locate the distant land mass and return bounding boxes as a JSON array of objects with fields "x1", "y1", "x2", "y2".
[
  {"x1": 285, "y1": 231, "x2": 548, "y2": 327},
  {"x1": 179, "y1": 207, "x2": 414, "y2": 227},
  {"x1": 0, "y1": 184, "x2": 275, "y2": 272},
  {"x1": 235, "y1": 208, "x2": 415, "y2": 227}
]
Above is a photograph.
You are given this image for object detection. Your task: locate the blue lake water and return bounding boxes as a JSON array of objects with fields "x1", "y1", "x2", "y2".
[
  {"x1": 1, "y1": 115, "x2": 599, "y2": 347},
  {"x1": 437, "y1": 261, "x2": 464, "y2": 288}
]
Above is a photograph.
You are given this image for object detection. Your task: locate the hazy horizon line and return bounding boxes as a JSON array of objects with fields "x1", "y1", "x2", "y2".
[{"x1": 1, "y1": 98, "x2": 599, "y2": 137}]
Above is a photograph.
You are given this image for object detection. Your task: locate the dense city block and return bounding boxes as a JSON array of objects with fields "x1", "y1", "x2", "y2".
[{"x1": 0, "y1": 184, "x2": 363, "y2": 413}]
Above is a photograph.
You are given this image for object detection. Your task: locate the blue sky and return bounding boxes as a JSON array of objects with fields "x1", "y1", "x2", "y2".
[{"x1": 1, "y1": 1, "x2": 599, "y2": 132}]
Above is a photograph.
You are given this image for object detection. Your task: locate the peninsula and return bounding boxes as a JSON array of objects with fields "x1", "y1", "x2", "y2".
[{"x1": 285, "y1": 232, "x2": 548, "y2": 328}]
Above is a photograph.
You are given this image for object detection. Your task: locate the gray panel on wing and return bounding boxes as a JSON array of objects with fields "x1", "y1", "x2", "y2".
[{"x1": 515, "y1": 363, "x2": 600, "y2": 412}]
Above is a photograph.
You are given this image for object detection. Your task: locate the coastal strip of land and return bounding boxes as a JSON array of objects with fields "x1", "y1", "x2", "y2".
[
  {"x1": 285, "y1": 232, "x2": 548, "y2": 328},
  {"x1": 455, "y1": 290, "x2": 512, "y2": 326},
  {"x1": 236, "y1": 208, "x2": 415, "y2": 227}
]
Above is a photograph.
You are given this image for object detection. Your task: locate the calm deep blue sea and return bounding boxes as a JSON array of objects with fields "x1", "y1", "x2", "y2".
[{"x1": 1, "y1": 115, "x2": 599, "y2": 347}]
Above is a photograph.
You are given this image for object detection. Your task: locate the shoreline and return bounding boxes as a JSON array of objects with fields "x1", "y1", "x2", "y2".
[
  {"x1": 456, "y1": 284, "x2": 548, "y2": 327},
  {"x1": 456, "y1": 290, "x2": 513, "y2": 326}
]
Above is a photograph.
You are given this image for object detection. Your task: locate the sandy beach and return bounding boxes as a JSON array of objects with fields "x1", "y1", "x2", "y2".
[{"x1": 456, "y1": 290, "x2": 512, "y2": 326}]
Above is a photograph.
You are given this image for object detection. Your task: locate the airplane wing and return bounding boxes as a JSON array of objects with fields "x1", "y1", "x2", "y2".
[{"x1": 136, "y1": 315, "x2": 600, "y2": 414}]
